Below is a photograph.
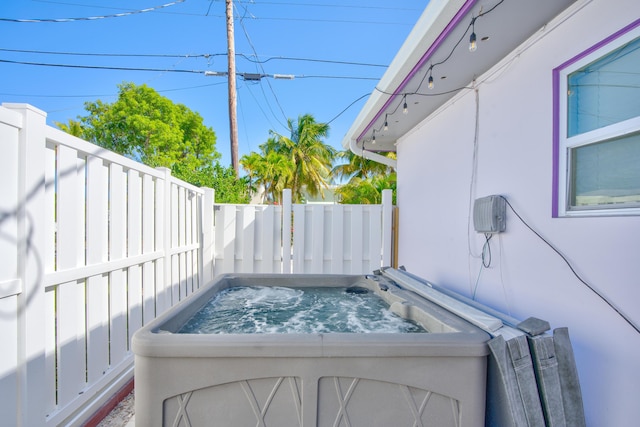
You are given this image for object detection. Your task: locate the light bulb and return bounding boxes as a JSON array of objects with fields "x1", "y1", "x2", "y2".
[
  {"x1": 403, "y1": 100, "x2": 408, "y2": 115},
  {"x1": 469, "y1": 31, "x2": 477, "y2": 52},
  {"x1": 428, "y1": 75, "x2": 434, "y2": 90},
  {"x1": 372, "y1": 135, "x2": 376, "y2": 144},
  {"x1": 384, "y1": 120, "x2": 388, "y2": 131}
]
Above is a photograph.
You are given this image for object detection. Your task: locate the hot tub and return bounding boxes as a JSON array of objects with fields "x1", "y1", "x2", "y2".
[{"x1": 132, "y1": 273, "x2": 490, "y2": 427}]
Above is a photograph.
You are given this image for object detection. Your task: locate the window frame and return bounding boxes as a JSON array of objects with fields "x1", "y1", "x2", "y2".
[{"x1": 553, "y1": 20, "x2": 640, "y2": 217}]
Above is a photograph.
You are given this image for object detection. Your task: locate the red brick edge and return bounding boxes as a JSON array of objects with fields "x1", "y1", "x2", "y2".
[{"x1": 82, "y1": 378, "x2": 134, "y2": 427}]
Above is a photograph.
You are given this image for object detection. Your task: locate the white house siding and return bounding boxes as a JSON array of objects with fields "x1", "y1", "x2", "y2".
[{"x1": 396, "y1": 1, "x2": 640, "y2": 426}]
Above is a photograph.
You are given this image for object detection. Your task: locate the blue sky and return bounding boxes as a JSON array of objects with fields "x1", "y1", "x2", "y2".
[{"x1": 0, "y1": 0, "x2": 428, "y2": 168}]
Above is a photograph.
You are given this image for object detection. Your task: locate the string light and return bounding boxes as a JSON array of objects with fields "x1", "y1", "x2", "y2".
[
  {"x1": 469, "y1": 17, "x2": 478, "y2": 52},
  {"x1": 362, "y1": 0, "x2": 506, "y2": 146}
]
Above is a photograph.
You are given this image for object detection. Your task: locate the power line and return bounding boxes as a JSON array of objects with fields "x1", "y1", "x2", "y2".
[
  {"x1": 0, "y1": 48, "x2": 387, "y2": 68},
  {"x1": 298, "y1": 75, "x2": 379, "y2": 80},
  {"x1": 0, "y1": 81, "x2": 228, "y2": 99},
  {"x1": 0, "y1": 0, "x2": 185, "y2": 23},
  {"x1": 239, "y1": 82, "x2": 281, "y2": 135},
  {"x1": 226, "y1": 15, "x2": 412, "y2": 26},
  {"x1": 0, "y1": 58, "x2": 202, "y2": 73},
  {"x1": 236, "y1": 1, "x2": 288, "y2": 127},
  {"x1": 233, "y1": 1, "x2": 420, "y2": 12},
  {"x1": 31, "y1": 0, "x2": 224, "y2": 18},
  {"x1": 0, "y1": 58, "x2": 381, "y2": 80},
  {"x1": 237, "y1": 53, "x2": 386, "y2": 68},
  {"x1": 33, "y1": 0, "x2": 421, "y2": 16},
  {"x1": 326, "y1": 93, "x2": 370, "y2": 124},
  {"x1": 0, "y1": 47, "x2": 217, "y2": 59},
  {"x1": 501, "y1": 196, "x2": 640, "y2": 335}
]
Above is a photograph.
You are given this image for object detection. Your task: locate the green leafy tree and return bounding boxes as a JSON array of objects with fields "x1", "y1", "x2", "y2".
[
  {"x1": 80, "y1": 82, "x2": 220, "y2": 170},
  {"x1": 57, "y1": 82, "x2": 251, "y2": 201},
  {"x1": 241, "y1": 114, "x2": 335, "y2": 203},
  {"x1": 172, "y1": 163, "x2": 250, "y2": 203}
]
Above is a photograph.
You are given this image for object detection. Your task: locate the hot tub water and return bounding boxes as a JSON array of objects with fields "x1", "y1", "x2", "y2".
[{"x1": 178, "y1": 286, "x2": 426, "y2": 334}]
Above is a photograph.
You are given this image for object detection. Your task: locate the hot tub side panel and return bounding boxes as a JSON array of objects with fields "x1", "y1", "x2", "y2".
[{"x1": 134, "y1": 352, "x2": 487, "y2": 427}]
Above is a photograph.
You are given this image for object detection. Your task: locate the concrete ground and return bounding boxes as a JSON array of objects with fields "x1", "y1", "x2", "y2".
[{"x1": 96, "y1": 390, "x2": 135, "y2": 427}]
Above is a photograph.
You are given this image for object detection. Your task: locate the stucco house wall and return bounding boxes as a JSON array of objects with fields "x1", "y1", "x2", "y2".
[{"x1": 396, "y1": 1, "x2": 640, "y2": 425}]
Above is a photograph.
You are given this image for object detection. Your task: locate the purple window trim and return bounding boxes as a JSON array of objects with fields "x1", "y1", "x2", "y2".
[
  {"x1": 356, "y1": 0, "x2": 478, "y2": 144},
  {"x1": 551, "y1": 18, "x2": 640, "y2": 218}
]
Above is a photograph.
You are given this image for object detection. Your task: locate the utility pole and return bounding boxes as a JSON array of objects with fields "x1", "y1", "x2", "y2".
[{"x1": 226, "y1": 0, "x2": 239, "y2": 175}]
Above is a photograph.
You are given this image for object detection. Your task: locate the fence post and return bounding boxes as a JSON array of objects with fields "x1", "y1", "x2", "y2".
[
  {"x1": 382, "y1": 189, "x2": 393, "y2": 267},
  {"x1": 201, "y1": 188, "x2": 215, "y2": 284},
  {"x1": 7, "y1": 104, "x2": 48, "y2": 427},
  {"x1": 282, "y1": 189, "x2": 292, "y2": 273}
]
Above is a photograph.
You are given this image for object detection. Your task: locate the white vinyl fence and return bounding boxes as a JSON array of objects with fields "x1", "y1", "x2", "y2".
[
  {"x1": 213, "y1": 188, "x2": 394, "y2": 275},
  {"x1": 0, "y1": 103, "x2": 393, "y2": 426},
  {"x1": 0, "y1": 104, "x2": 212, "y2": 427}
]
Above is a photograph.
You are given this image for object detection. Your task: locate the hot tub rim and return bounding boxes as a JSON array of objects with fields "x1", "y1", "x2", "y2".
[{"x1": 132, "y1": 273, "x2": 491, "y2": 359}]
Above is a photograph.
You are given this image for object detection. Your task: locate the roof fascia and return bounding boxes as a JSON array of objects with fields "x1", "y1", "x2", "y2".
[{"x1": 341, "y1": 0, "x2": 475, "y2": 150}]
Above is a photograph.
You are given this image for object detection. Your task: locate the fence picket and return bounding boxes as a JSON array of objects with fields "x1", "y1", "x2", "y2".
[
  {"x1": 240, "y1": 206, "x2": 256, "y2": 273},
  {"x1": 86, "y1": 156, "x2": 110, "y2": 384},
  {"x1": 171, "y1": 251, "x2": 180, "y2": 305},
  {"x1": 381, "y1": 190, "x2": 393, "y2": 267},
  {"x1": 350, "y1": 206, "x2": 364, "y2": 274},
  {"x1": 157, "y1": 168, "x2": 171, "y2": 314},
  {"x1": 109, "y1": 269, "x2": 128, "y2": 364},
  {"x1": 311, "y1": 206, "x2": 324, "y2": 273},
  {"x1": 259, "y1": 206, "x2": 275, "y2": 273},
  {"x1": 282, "y1": 191, "x2": 292, "y2": 273},
  {"x1": 330, "y1": 205, "x2": 344, "y2": 273},
  {"x1": 292, "y1": 204, "x2": 305, "y2": 273},
  {"x1": 190, "y1": 189, "x2": 200, "y2": 291},
  {"x1": 201, "y1": 189, "x2": 215, "y2": 283},
  {"x1": 184, "y1": 188, "x2": 195, "y2": 295},
  {"x1": 109, "y1": 163, "x2": 128, "y2": 366},
  {"x1": 214, "y1": 205, "x2": 236, "y2": 274},
  {"x1": 44, "y1": 142, "x2": 57, "y2": 415},
  {"x1": 127, "y1": 170, "x2": 143, "y2": 344},
  {"x1": 367, "y1": 206, "x2": 382, "y2": 274},
  {"x1": 56, "y1": 281, "x2": 87, "y2": 408},
  {"x1": 56, "y1": 145, "x2": 87, "y2": 406},
  {"x1": 44, "y1": 289, "x2": 57, "y2": 415},
  {"x1": 142, "y1": 175, "x2": 155, "y2": 324}
]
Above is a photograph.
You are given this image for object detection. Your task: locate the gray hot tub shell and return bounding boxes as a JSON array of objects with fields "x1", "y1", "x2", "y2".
[{"x1": 132, "y1": 274, "x2": 491, "y2": 427}]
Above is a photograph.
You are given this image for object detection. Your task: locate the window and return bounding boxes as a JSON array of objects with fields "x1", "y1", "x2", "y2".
[{"x1": 555, "y1": 24, "x2": 640, "y2": 216}]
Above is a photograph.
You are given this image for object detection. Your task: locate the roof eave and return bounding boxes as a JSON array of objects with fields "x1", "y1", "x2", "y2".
[{"x1": 342, "y1": 0, "x2": 473, "y2": 153}]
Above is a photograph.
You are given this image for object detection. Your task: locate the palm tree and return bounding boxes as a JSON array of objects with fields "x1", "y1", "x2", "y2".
[
  {"x1": 55, "y1": 118, "x2": 85, "y2": 138},
  {"x1": 265, "y1": 114, "x2": 335, "y2": 203},
  {"x1": 240, "y1": 148, "x2": 293, "y2": 203},
  {"x1": 331, "y1": 150, "x2": 396, "y2": 183},
  {"x1": 335, "y1": 172, "x2": 397, "y2": 204}
]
